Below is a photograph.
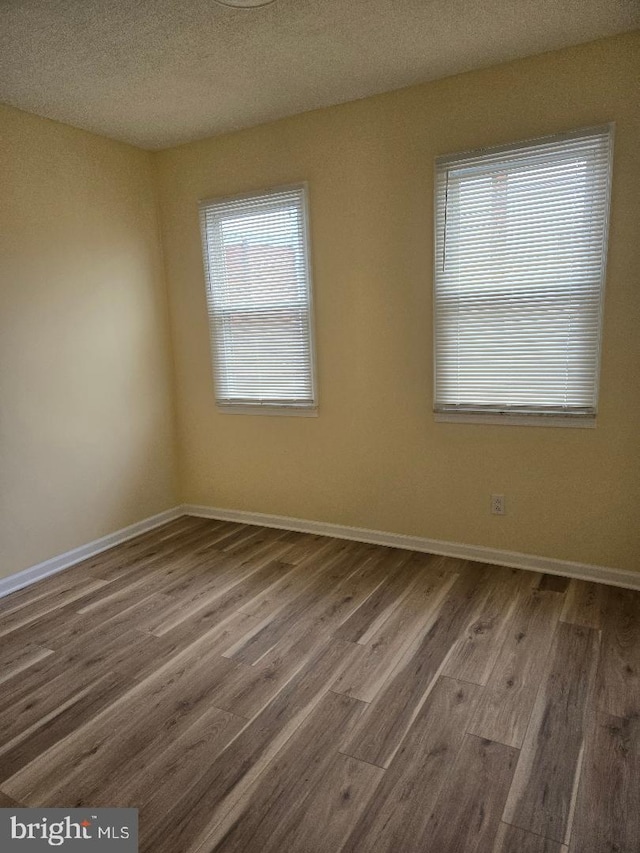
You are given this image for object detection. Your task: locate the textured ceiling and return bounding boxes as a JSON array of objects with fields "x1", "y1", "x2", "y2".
[{"x1": 0, "y1": 0, "x2": 638, "y2": 149}]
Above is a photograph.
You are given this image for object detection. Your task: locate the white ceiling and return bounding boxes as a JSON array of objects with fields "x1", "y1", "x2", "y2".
[{"x1": 0, "y1": 0, "x2": 637, "y2": 150}]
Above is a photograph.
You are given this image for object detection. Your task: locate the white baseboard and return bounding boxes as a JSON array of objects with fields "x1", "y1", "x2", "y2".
[
  {"x1": 0, "y1": 507, "x2": 183, "y2": 599},
  {"x1": 184, "y1": 503, "x2": 640, "y2": 591},
  {"x1": 3, "y1": 502, "x2": 637, "y2": 600}
]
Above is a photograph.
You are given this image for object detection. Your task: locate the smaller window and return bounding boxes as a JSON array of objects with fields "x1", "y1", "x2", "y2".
[
  {"x1": 434, "y1": 126, "x2": 613, "y2": 426},
  {"x1": 199, "y1": 184, "x2": 317, "y2": 414}
]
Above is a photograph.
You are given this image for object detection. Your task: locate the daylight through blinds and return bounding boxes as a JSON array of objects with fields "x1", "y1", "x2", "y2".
[
  {"x1": 434, "y1": 126, "x2": 612, "y2": 417},
  {"x1": 200, "y1": 186, "x2": 316, "y2": 409}
]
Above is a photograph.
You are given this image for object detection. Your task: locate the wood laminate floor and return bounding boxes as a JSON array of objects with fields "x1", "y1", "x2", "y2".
[{"x1": 1, "y1": 516, "x2": 638, "y2": 852}]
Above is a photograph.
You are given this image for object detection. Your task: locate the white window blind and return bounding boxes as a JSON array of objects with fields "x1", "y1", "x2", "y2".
[
  {"x1": 434, "y1": 126, "x2": 613, "y2": 422},
  {"x1": 199, "y1": 185, "x2": 316, "y2": 412}
]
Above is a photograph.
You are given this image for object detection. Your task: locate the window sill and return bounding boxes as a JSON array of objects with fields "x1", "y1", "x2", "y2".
[
  {"x1": 216, "y1": 404, "x2": 318, "y2": 418},
  {"x1": 434, "y1": 412, "x2": 596, "y2": 429}
]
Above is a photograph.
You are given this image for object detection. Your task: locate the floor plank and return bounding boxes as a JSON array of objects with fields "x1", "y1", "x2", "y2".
[
  {"x1": 341, "y1": 676, "x2": 479, "y2": 853},
  {"x1": 422, "y1": 734, "x2": 518, "y2": 852},
  {"x1": 236, "y1": 536, "x2": 344, "y2": 619},
  {"x1": 468, "y1": 588, "x2": 565, "y2": 747},
  {"x1": 596, "y1": 585, "x2": 640, "y2": 717},
  {"x1": 332, "y1": 566, "x2": 457, "y2": 702},
  {"x1": 0, "y1": 642, "x2": 53, "y2": 686},
  {"x1": 146, "y1": 557, "x2": 297, "y2": 638},
  {"x1": 141, "y1": 638, "x2": 358, "y2": 853},
  {"x1": 3, "y1": 639, "x2": 239, "y2": 807},
  {"x1": 560, "y1": 580, "x2": 603, "y2": 629},
  {"x1": 266, "y1": 752, "x2": 383, "y2": 853},
  {"x1": 0, "y1": 671, "x2": 136, "y2": 783},
  {"x1": 0, "y1": 622, "x2": 165, "y2": 728},
  {"x1": 208, "y1": 642, "x2": 338, "y2": 721},
  {"x1": 443, "y1": 565, "x2": 536, "y2": 685},
  {"x1": 502, "y1": 622, "x2": 600, "y2": 843},
  {"x1": 332, "y1": 550, "x2": 435, "y2": 643},
  {"x1": 569, "y1": 711, "x2": 640, "y2": 853},
  {"x1": 95, "y1": 703, "x2": 245, "y2": 819},
  {"x1": 0, "y1": 577, "x2": 109, "y2": 637},
  {"x1": 341, "y1": 562, "x2": 491, "y2": 767},
  {"x1": 0, "y1": 790, "x2": 22, "y2": 808},
  {"x1": 537, "y1": 574, "x2": 571, "y2": 593},
  {"x1": 250, "y1": 543, "x2": 396, "y2": 671},
  {"x1": 208, "y1": 691, "x2": 369, "y2": 852},
  {"x1": 0, "y1": 517, "x2": 637, "y2": 853},
  {"x1": 493, "y1": 823, "x2": 567, "y2": 852},
  {"x1": 222, "y1": 542, "x2": 379, "y2": 665}
]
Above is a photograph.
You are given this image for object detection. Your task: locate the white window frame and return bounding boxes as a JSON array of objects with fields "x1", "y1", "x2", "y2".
[
  {"x1": 199, "y1": 183, "x2": 318, "y2": 416},
  {"x1": 433, "y1": 125, "x2": 614, "y2": 428}
]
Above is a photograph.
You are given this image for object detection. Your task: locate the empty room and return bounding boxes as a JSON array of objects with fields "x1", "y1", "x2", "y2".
[{"x1": 1, "y1": 1, "x2": 639, "y2": 851}]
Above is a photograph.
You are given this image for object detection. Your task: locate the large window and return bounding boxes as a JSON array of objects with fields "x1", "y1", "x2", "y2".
[
  {"x1": 199, "y1": 184, "x2": 317, "y2": 414},
  {"x1": 434, "y1": 126, "x2": 613, "y2": 426}
]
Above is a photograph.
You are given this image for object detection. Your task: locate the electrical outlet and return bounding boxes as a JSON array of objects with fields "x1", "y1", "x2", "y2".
[{"x1": 491, "y1": 494, "x2": 505, "y2": 515}]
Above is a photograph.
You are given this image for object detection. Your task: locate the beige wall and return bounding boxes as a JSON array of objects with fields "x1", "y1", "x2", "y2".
[
  {"x1": 155, "y1": 32, "x2": 640, "y2": 572},
  {"x1": 2, "y1": 34, "x2": 637, "y2": 580},
  {"x1": 0, "y1": 104, "x2": 177, "y2": 579}
]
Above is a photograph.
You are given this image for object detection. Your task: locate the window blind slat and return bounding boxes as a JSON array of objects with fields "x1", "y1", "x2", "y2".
[
  {"x1": 199, "y1": 186, "x2": 316, "y2": 410},
  {"x1": 434, "y1": 126, "x2": 612, "y2": 417}
]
